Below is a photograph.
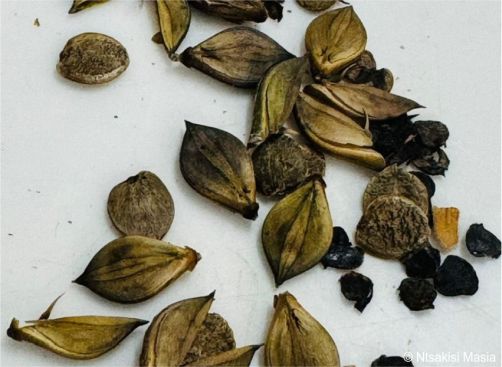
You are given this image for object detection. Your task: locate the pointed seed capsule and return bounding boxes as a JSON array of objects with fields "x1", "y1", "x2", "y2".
[{"x1": 157, "y1": 0, "x2": 191, "y2": 56}]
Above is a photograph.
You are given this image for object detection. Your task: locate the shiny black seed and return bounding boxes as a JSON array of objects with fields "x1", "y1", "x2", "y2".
[
  {"x1": 339, "y1": 271, "x2": 373, "y2": 312},
  {"x1": 466, "y1": 223, "x2": 501, "y2": 258},
  {"x1": 398, "y1": 278, "x2": 437, "y2": 311},
  {"x1": 414, "y1": 121, "x2": 449, "y2": 148},
  {"x1": 371, "y1": 355, "x2": 414, "y2": 367},
  {"x1": 434, "y1": 255, "x2": 478, "y2": 296},
  {"x1": 322, "y1": 227, "x2": 364, "y2": 269},
  {"x1": 401, "y1": 245, "x2": 440, "y2": 278}
]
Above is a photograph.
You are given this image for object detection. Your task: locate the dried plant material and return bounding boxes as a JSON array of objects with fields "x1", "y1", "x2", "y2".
[
  {"x1": 262, "y1": 0, "x2": 283, "y2": 21},
  {"x1": 339, "y1": 271, "x2": 373, "y2": 312},
  {"x1": 305, "y1": 6, "x2": 366, "y2": 77},
  {"x1": 186, "y1": 345, "x2": 262, "y2": 367},
  {"x1": 434, "y1": 255, "x2": 478, "y2": 296},
  {"x1": 140, "y1": 293, "x2": 214, "y2": 367},
  {"x1": 157, "y1": 0, "x2": 191, "y2": 56},
  {"x1": 74, "y1": 236, "x2": 200, "y2": 303},
  {"x1": 304, "y1": 82, "x2": 422, "y2": 120},
  {"x1": 7, "y1": 296, "x2": 147, "y2": 360},
  {"x1": 33, "y1": 18, "x2": 40, "y2": 27},
  {"x1": 107, "y1": 171, "x2": 174, "y2": 240},
  {"x1": 340, "y1": 50, "x2": 376, "y2": 81},
  {"x1": 262, "y1": 178, "x2": 332, "y2": 285},
  {"x1": 356, "y1": 196, "x2": 430, "y2": 259},
  {"x1": 189, "y1": 0, "x2": 268, "y2": 23},
  {"x1": 414, "y1": 121, "x2": 449, "y2": 148},
  {"x1": 249, "y1": 57, "x2": 309, "y2": 147},
  {"x1": 322, "y1": 227, "x2": 364, "y2": 269},
  {"x1": 401, "y1": 245, "x2": 440, "y2": 279},
  {"x1": 68, "y1": 0, "x2": 109, "y2": 14},
  {"x1": 151, "y1": 31, "x2": 164, "y2": 44},
  {"x1": 466, "y1": 223, "x2": 501, "y2": 258},
  {"x1": 363, "y1": 165, "x2": 429, "y2": 215},
  {"x1": 295, "y1": 92, "x2": 385, "y2": 170},
  {"x1": 432, "y1": 207, "x2": 459, "y2": 251},
  {"x1": 180, "y1": 121, "x2": 258, "y2": 219},
  {"x1": 180, "y1": 27, "x2": 293, "y2": 88},
  {"x1": 297, "y1": 0, "x2": 337, "y2": 12},
  {"x1": 398, "y1": 278, "x2": 436, "y2": 311},
  {"x1": 413, "y1": 148, "x2": 450, "y2": 176},
  {"x1": 252, "y1": 133, "x2": 325, "y2": 196},
  {"x1": 371, "y1": 355, "x2": 414, "y2": 367},
  {"x1": 182, "y1": 313, "x2": 235, "y2": 365},
  {"x1": 265, "y1": 292, "x2": 340, "y2": 367},
  {"x1": 57, "y1": 33, "x2": 129, "y2": 84}
]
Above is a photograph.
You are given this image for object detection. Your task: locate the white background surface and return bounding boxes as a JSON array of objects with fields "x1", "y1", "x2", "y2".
[{"x1": 1, "y1": 1, "x2": 501, "y2": 366}]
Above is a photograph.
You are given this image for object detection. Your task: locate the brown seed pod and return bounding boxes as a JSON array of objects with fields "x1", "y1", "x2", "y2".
[
  {"x1": 107, "y1": 171, "x2": 175, "y2": 240},
  {"x1": 297, "y1": 0, "x2": 337, "y2": 12},
  {"x1": 57, "y1": 33, "x2": 129, "y2": 84},
  {"x1": 363, "y1": 165, "x2": 429, "y2": 215},
  {"x1": 433, "y1": 207, "x2": 460, "y2": 251},
  {"x1": 356, "y1": 196, "x2": 430, "y2": 259},
  {"x1": 157, "y1": 0, "x2": 191, "y2": 56}
]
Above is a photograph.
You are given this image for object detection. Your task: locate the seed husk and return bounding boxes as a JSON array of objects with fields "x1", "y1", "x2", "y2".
[
  {"x1": 107, "y1": 171, "x2": 175, "y2": 240},
  {"x1": 264, "y1": 292, "x2": 340, "y2": 367},
  {"x1": 7, "y1": 297, "x2": 147, "y2": 360},
  {"x1": 262, "y1": 178, "x2": 332, "y2": 286},
  {"x1": 297, "y1": 0, "x2": 337, "y2": 12},
  {"x1": 157, "y1": 0, "x2": 191, "y2": 56},
  {"x1": 74, "y1": 236, "x2": 200, "y2": 303},
  {"x1": 68, "y1": 0, "x2": 109, "y2": 13},
  {"x1": 305, "y1": 6, "x2": 367, "y2": 77},
  {"x1": 189, "y1": 0, "x2": 268, "y2": 23},
  {"x1": 140, "y1": 292, "x2": 214, "y2": 367},
  {"x1": 432, "y1": 207, "x2": 459, "y2": 251},
  {"x1": 180, "y1": 121, "x2": 258, "y2": 219},
  {"x1": 179, "y1": 27, "x2": 293, "y2": 88},
  {"x1": 398, "y1": 278, "x2": 437, "y2": 311},
  {"x1": 304, "y1": 82, "x2": 422, "y2": 120},
  {"x1": 363, "y1": 165, "x2": 429, "y2": 215},
  {"x1": 252, "y1": 133, "x2": 325, "y2": 196},
  {"x1": 185, "y1": 345, "x2": 262, "y2": 367},
  {"x1": 57, "y1": 33, "x2": 129, "y2": 84},
  {"x1": 249, "y1": 56, "x2": 309, "y2": 147},
  {"x1": 295, "y1": 92, "x2": 385, "y2": 170},
  {"x1": 356, "y1": 196, "x2": 430, "y2": 259},
  {"x1": 466, "y1": 223, "x2": 501, "y2": 258},
  {"x1": 434, "y1": 255, "x2": 478, "y2": 296},
  {"x1": 339, "y1": 271, "x2": 373, "y2": 312}
]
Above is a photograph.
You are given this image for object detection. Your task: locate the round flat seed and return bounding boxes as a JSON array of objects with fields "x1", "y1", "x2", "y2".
[
  {"x1": 363, "y1": 165, "x2": 429, "y2": 215},
  {"x1": 57, "y1": 32, "x2": 129, "y2": 84},
  {"x1": 356, "y1": 196, "x2": 430, "y2": 259}
]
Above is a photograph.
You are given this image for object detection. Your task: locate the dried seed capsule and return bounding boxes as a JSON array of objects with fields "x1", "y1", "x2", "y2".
[
  {"x1": 371, "y1": 355, "x2": 414, "y2": 367},
  {"x1": 414, "y1": 121, "x2": 449, "y2": 148},
  {"x1": 339, "y1": 271, "x2": 373, "y2": 312},
  {"x1": 265, "y1": 292, "x2": 340, "y2": 366},
  {"x1": 412, "y1": 148, "x2": 450, "y2": 176},
  {"x1": 68, "y1": 0, "x2": 109, "y2": 13},
  {"x1": 363, "y1": 165, "x2": 429, "y2": 215},
  {"x1": 401, "y1": 245, "x2": 440, "y2": 279},
  {"x1": 466, "y1": 223, "x2": 501, "y2": 258},
  {"x1": 140, "y1": 292, "x2": 214, "y2": 367},
  {"x1": 75, "y1": 236, "x2": 200, "y2": 303},
  {"x1": 322, "y1": 227, "x2": 364, "y2": 270},
  {"x1": 433, "y1": 207, "x2": 459, "y2": 251},
  {"x1": 157, "y1": 0, "x2": 191, "y2": 56},
  {"x1": 262, "y1": 178, "x2": 333, "y2": 286},
  {"x1": 249, "y1": 57, "x2": 309, "y2": 147},
  {"x1": 7, "y1": 297, "x2": 147, "y2": 360},
  {"x1": 107, "y1": 171, "x2": 175, "y2": 240},
  {"x1": 186, "y1": 345, "x2": 262, "y2": 367},
  {"x1": 182, "y1": 313, "x2": 235, "y2": 365},
  {"x1": 304, "y1": 82, "x2": 422, "y2": 120},
  {"x1": 180, "y1": 121, "x2": 258, "y2": 219},
  {"x1": 252, "y1": 133, "x2": 325, "y2": 196},
  {"x1": 57, "y1": 33, "x2": 129, "y2": 84},
  {"x1": 297, "y1": 0, "x2": 337, "y2": 12},
  {"x1": 356, "y1": 196, "x2": 430, "y2": 259},
  {"x1": 189, "y1": 0, "x2": 268, "y2": 23},
  {"x1": 305, "y1": 6, "x2": 367, "y2": 77},
  {"x1": 398, "y1": 278, "x2": 437, "y2": 311},
  {"x1": 179, "y1": 27, "x2": 293, "y2": 88},
  {"x1": 295, "y1": 92, "x2": 385, "y2": 170},
  {"x1": 434, "y1": 255, "x2": 479, "y2": 296}
]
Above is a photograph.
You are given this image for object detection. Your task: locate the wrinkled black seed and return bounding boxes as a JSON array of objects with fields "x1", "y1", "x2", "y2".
[
  {"x1": 413, "y1": 148, "x2": 450, "y2": 176},
  {"x1": 322, "y1": 227, "x2": 364, "y2": 269},
  {"x1": 414, "y1": 121, "x2": 449, "y2": 148},
  {"x1": 466, "y1": 223, "x2": 501, "y2": 258},
  {"x1": 371, "y1": 355, "x2": 414, "y2": 367},
  {"x1": 434, "y1": 255, "x2": 478, "y2": 296},
  {"x1": 401, "y1": 245, "x2": 440, "y2": 279},
  {"x1": 339, "y1": 271, "x2": 373, "y2": 312},
  {"x1": 398, "y1": 278, "x2": 437, "y2": 311}
]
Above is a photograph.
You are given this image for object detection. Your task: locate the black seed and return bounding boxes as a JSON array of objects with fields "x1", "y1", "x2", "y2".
[
  {"x1": 414, "y1": 120, "x2": 449, "y2": 148},
  {"x1": 333, "y1": 226, "x2": 350, "y2": 247},
  {"x1": 434, "y1": 255, "x2": 479, "y2": 296},
  {"x1": 401, "y1": 245, "x2": 440, "y2": 279},
  {"x1": 322, "y1": 227, "x2": 364, "y2": 269},
  {"x1": 398, "y1": 278, "x2": 437, "y2": 311},
  {"x1": 466, "y1": 223, "x2": 501, "y2": 258},
  {"x1": 339, "y1": 271, "x2": 373, "y2": 312},
  {"x1": 371, "y1": 355, "x2": 414, "y2": 367}
]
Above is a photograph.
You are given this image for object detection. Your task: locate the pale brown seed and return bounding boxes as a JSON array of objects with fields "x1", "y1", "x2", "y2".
[{"x1": 433, "y1": 207, "x2": 460, "y2": 251}]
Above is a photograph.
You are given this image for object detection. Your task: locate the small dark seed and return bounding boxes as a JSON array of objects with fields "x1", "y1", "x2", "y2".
[
  {"x1": 434, "y1": 255, "x2": 478, "y2": 296},
  {"x1": 398, "y1": 278, "x2": 437, "y2": 311},
  {"x1": 466, "y1": 223, "x2": 501, "y2": 258},
  {"x1": 339, "y1": 271, "x2": 373, "y2": 312}
]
